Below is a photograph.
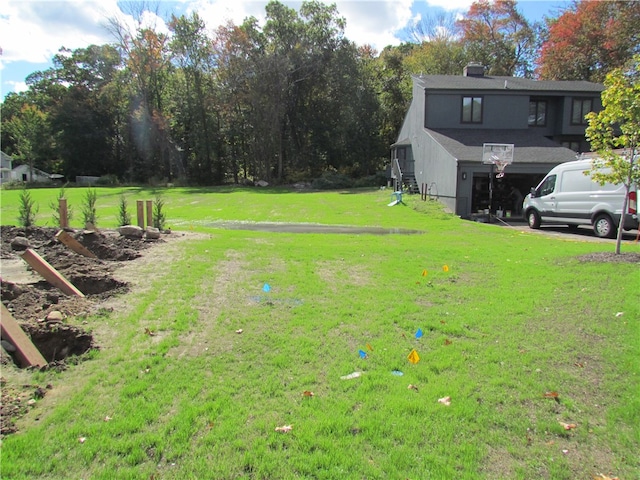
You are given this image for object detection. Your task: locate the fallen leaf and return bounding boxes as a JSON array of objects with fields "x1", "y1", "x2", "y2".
[
  {"x1": 615, "y1": 312, "x2": 624, "y2": 317},
  {"x1": 559, "y1": 422, "x2": 577, "y2": 430},
  {"x1": 438, "y1": 396, "x2": 451, "y2": 406},
  {"x1": 144, "y1": 328, "x2": 155, "y2": 336},
  {"x1": 574, "y1": 362, "x2": 584, "y2": 368},
  {"x1": 444, "y1": 339, "x2": 452, "y2": 346},
  {"x1": 594, "y1": 475, "x2": 620, "y2": 480},
  {"x1": 562, "y1": 449, "x2": 569, "y2": 454},
  {"x1": 302, "y1": 391, "x2": 314, "y2": 397},
  {"x1": 235, "y1": 329, "x2": 243, "y2": 334},
  {"x1": 104, "y1": 415, "x2": 112, "y2": 422},
  {"x1": 543, "y1": 391, "x2": 559, "y2": 399},
  {"x1": 442, "y1": 265, "x2": 449, "y2": 272},
  {"x1": 275, "y1": 425, "x2": 293, "y2": 433},
  {"x1": 407, "y1": 384, "x2": 419, "y2": 391},
  {"x1": 366, "y1": 343, "x2": 373, "y2": 351},
  {"x1": 440, "y1": 320, "x2": 446, "y2": 325},
  {"x1": 78, "y1": 437, "x2": 86, "y2": 444}
]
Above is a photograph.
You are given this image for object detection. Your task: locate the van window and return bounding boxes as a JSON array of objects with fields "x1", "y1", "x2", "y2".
[
  {"x1": 561, "y1": 169, "x2": 593, "y2": 192},
  {"x1": 537, "y1": 174, "x2": 556, "y2": 196}
]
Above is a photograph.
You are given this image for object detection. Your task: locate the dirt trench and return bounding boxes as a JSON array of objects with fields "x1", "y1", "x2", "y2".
[{"x1": 0, "y1": 225, "x2": 163, "y2": 436}]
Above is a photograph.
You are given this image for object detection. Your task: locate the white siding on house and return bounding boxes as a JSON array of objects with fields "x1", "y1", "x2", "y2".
[{"x1": 11, "y1": 164, "x2": 51, "y2": 183}]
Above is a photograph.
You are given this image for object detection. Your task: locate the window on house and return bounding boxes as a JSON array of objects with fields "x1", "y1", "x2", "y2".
[
  {"x1": 462, "y1": 96, "x2": 483, "y2": 123},
  {"x1": 571, "y1": 98, "x2": 592, "y2": 125},
  {"x1": 528, "y1": 99, "x2": 547, "y2": 126}
]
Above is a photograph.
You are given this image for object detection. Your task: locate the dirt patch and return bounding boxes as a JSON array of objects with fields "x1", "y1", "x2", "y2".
[
  {"x1": 576, "y1": 251, "x2": 640, "y2": 264},
  {"x1": 0, "y1": 225, "x2": 166, "y2": 436}
]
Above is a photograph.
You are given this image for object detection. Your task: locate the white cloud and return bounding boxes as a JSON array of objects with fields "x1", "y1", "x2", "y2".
[
  {"x1": 336, "y1": 0, "x2": 414, "y2": 50},
  {"x1": 8, "y1": 80, "x2": 28, "y2": 94},
  {"x1": 0, "y1": 0, "x2": 121, "y2": 64},
  {"x1": 424, "y1": 0, "x2": 473, "y2": 11}
]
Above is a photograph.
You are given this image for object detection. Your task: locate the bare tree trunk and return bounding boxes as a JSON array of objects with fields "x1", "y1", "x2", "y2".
[{"x1": 615, "y1": 183, "x2": 631, "y2": 254}]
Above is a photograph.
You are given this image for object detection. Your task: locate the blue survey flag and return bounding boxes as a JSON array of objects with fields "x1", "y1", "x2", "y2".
[
  {"x1": 415, "y1": 328, "x2": 423, "y2": 339},
  {"x1": 263, "y1": 283, "x2": 271, "y2": 292},
  {"x1": 359, "y1": 349, "x2": 368, "y2": 359}
]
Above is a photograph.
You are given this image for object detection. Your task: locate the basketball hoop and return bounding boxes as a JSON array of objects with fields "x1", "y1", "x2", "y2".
[{"x1": 495, "y1": 160, "x2": 509, "y2": 178}]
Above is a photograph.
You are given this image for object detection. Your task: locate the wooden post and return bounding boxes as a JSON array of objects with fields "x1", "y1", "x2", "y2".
[
  {"x1": 55, "y1": 230, "x2": 97, "y2": 258},
  {"x1": 146, "y1": 200, "x2": 153, "y2": 228},
  {"x1": 1, "y1": 304, "x2": 48, "y2": 368},
  {"x1": 20, "y1": 248, "x2": 84, "y2": 297},
  {"x1": 137, "y1": 200, "x2": 145, "y2": 228},
  {"x1": 58, "y1": 198, "x2": 68, "y2": 228}
]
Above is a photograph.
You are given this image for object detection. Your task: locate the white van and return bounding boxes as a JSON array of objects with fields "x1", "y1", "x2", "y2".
[{"x1": 522, "y1": 158, "x2": 638, "y2": 238}]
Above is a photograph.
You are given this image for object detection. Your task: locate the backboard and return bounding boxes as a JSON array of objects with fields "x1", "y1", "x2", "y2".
[{"x1": 482, "y1": 143, "x2": 514, "y2": 165}]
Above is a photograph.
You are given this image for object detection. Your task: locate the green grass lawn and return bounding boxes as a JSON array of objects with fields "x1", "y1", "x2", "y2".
[{"x1": 1, "y1": 186, "x2": 638, "y2": 479}]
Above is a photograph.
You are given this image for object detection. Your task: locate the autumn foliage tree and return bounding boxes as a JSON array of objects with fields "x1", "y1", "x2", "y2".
[
  {"x1": 585, "y1": 55, "x2": 640, "y2": 253},
  {"x1": 456, "y1": 0, "x2": 536, "y2": 77},
  {"x1": 538, "y1": 0, "x2": 640, "y2": 82}
]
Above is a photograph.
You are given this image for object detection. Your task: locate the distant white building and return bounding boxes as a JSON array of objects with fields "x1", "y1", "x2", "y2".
[
  {"x1": 0, "y1": 151, "x2": 13, "y2": 184},
  {"x1": 11, "y1": 164, "x2": 52, "y2": 183}
]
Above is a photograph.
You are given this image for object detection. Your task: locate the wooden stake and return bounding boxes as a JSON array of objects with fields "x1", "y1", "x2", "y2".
[
  {"x1": 0, "y1": 304, "x2": 47, "y2": 368},
  {"x1": 146, "y1": 200, "x2": 153, "y2": 229},
  {"x1": 20, "y1": 248, "x2": 85, "y2": 297},
  {"x1": 137, "y1": 200, "x2": 145, "y2": 228},
  {"x1": 55, "y1": 230, "x2": 97, "y2": 258},
  {"x1": 58, "y1": 198, "x2": 68, "y2": 228}
]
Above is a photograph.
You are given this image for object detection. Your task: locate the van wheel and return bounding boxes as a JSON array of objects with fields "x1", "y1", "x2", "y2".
[
  {"x1": 593, "y1": 214, "x2": 616, "y2": 238},
  {"x1": 527, "y1": 210, "x2": 541, "y2": 229}
]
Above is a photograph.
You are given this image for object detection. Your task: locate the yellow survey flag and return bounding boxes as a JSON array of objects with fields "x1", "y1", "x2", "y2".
[{"x1": 407, "y1": 349, "x2": 420, "y2": 364}]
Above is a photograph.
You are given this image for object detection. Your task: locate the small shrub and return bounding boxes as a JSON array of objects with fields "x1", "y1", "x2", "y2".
[
  {"x1": 49, "y1": 185, "x2": 73, "y2": 227},
  {"x1": 18, "y1": 187, "x2": 38, "y2": 227},
  {"x1": 117, "y1": 195, "x2": 132, "y2": 226},
  {"x1": 96, "y1": 174, "x2": 119, "y2": 186},
  {"x1": 153, "y1": 194, "x2": 166, "y2": 230},
  {"x1": 81, "y1": 188, "x2": 98, "y2": 226},
  {"x1": 311, "y1": 171, "x2": 353, "y2": 190}
]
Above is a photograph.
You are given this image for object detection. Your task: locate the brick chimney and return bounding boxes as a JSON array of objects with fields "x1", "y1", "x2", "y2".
[{"x1": 463, "y1": 63, "x2": 484, "y2": 77}]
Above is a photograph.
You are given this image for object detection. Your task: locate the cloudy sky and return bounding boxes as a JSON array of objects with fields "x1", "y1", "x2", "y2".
[{"x1": 0, "y1": 0, "x2": 567, "y2": 98}]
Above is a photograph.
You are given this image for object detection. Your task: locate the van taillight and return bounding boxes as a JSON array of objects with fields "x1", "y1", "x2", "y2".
[{"x1": 629, "y1": 191, "x2": 637, "y2": 214}]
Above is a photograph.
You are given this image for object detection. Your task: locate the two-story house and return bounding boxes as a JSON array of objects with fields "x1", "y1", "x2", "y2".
[{"x1": 391, "y1": 63, "x2": 604, "y2": 219}]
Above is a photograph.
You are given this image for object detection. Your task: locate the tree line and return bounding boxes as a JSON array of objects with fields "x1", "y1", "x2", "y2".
[{"x1": 2, "y1": 0, "x2": 639, "y2": 186}]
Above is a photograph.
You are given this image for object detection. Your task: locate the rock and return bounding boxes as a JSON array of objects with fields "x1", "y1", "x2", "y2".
[
  {"x1": 46, "y1": 292, "x2": 59, "y2": 304},
  {"x1": 10, "y1": 236, "x2": 30, "y2": 250},
  {"x1": 255, "y1": 180, "x2": 269, "y2": 187},
  {"x1": 145, "y1": 227, "x2": 161, "y2": 240},
  {"x1": 118, "y1": 225, "x2": 144, "y2": 238},
  {"x1": 45, "y1": 311, "x2": 64, "y2": 323},
  {"x1": 1, "y1": 340, "x2": 16, "y2": 353}
]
